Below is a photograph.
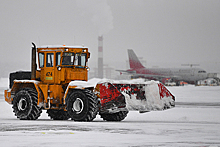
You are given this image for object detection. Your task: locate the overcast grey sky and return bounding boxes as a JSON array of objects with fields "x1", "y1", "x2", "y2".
[{"x1": 0, "y1": 0, "x2": 220, "y2": 77}]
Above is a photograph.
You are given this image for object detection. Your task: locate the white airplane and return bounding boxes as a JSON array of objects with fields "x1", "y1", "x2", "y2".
[{"x1": 117, "y1": 49, "x2": 208, "y2": 85}]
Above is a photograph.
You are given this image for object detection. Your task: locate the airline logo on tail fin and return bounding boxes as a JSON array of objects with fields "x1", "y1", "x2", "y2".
[{"x1": 128, "y1": 49, "x2": 145, "y2": 69}]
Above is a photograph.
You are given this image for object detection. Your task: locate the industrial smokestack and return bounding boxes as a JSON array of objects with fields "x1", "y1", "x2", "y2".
[{"x1": 98, "y1": 36, "x2": 103, "y2": 78}]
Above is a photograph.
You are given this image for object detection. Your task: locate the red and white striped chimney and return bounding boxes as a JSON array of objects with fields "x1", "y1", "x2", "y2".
[{"x1": 98, "y1": 36, "x2": 103, "y2": 78}]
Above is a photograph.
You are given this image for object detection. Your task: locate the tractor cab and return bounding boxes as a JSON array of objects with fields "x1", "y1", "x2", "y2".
[{"x1": 36, "y1": 45, "x2": 90, "y2": 85}]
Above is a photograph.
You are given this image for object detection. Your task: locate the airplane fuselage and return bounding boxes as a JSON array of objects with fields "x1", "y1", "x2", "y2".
[{"x1": 131, "y1": 67, "x2": 208, "y2": 84}]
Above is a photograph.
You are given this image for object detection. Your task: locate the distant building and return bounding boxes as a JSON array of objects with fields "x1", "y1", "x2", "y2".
[{"x1": 90, "y1": 64, "x2": 116, "y2": 79}]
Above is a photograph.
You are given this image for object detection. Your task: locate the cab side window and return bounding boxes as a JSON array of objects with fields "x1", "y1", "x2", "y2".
[
  {"x1": 39, "y1": 53, "x2": 44, "y2": 68},
  {"x1": 46, "y1": 53, "x2": 54, "y2": 67},
  {"x1": 56, "y1": 52, "x2": 61, "y2": 66}
]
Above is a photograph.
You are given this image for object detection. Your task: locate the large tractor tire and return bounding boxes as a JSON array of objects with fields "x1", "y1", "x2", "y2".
[
  {"x1": 47, "y1": 109, "x2": 70, "y2": 120},
  {"x1": 100, "y1": 111, "x2": 129, "y2": 121},
  {"x1": 12, "y1": 88, "x2": 42, "y2": 120},
  {"x1": 66, "y1": 89, "x2": 98, "y2": 121}
]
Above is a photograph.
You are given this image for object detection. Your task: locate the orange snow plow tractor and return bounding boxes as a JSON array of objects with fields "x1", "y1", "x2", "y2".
[{"x1": 4, "y1": 43, "x2": 175, "y2": 121}]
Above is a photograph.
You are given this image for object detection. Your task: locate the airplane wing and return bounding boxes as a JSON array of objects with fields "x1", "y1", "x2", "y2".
[
  {"x1": 116, "y1": 70, "x2": 164, "y2": 78},
  {"x1": 135, "y1": 73, "x2": 166, "y2": 78},
  {"x1": 116, "y1": 70, "x2": 136, "y2": 74},
  {"x1": 132, "y1": 73, "x2": 181, "y2": 79},
  {"x1": 116, "y1": 69, "x2": 170, "y2": 78},
  {"x1": 117, "y1": 70, "x2": 181, "y2": 81}
]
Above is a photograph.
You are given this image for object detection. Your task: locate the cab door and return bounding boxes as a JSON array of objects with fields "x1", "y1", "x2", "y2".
[
  {"x1": 44, "y1": 52, "x2": 55, "y2": 83},
  {"x1": 54, "y1": 52, "x2": 61, "y2": 84}
]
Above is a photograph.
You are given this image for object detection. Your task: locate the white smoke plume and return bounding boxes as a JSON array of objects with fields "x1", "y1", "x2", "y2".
[{"x1": 76, "y1": 0, "x2": 114, "y2": 35}]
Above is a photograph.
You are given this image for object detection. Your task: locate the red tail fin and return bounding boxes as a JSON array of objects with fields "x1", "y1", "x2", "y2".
[{"x1": 128, "y1": 49, "x2": 145, "y2": 69}]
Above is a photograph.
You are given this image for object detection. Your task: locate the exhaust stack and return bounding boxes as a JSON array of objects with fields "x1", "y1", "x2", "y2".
[{"x1": 31, "y1": 42, "x2": 37, "y2": 80}]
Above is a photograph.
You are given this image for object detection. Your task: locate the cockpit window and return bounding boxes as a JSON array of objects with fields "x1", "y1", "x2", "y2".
[{"x1": 198, "y1": 70, "x2": 206, "y2": 73}]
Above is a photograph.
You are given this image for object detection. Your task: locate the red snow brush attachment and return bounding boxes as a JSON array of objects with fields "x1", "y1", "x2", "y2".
[{"x1": 95, "y1": 80, "x2": 175, "y2": 113}]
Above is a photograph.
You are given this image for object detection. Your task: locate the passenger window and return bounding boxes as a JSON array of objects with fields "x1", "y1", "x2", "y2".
[
  {"x1": 39, "y1": 53, "x2": 44, "y2": 68},
  {"x1": 46, "y1": 53, "x2": 54, "y2": 67}
]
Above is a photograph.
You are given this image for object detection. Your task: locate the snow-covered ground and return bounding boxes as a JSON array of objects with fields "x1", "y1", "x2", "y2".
[{"x1": 0, "y1": 78, "x2": 220, "y2": 147}]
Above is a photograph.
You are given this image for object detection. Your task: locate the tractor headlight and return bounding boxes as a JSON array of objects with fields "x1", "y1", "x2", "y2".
[{"x1": 57, "y1": 66, "x2": 62, "y2": 71}]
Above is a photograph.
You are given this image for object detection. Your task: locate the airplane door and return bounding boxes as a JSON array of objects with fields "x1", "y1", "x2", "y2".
[{"x1": 191, "y1": 69, "x2": 194, "y2": 76}]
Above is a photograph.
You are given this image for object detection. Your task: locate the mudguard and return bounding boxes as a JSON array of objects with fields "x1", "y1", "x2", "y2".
[{"x1": 4, "y1": 80, "x2": 44, "y2": 106}]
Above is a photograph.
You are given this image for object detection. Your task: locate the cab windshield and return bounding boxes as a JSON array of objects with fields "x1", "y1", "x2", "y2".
[{"x1": 62, "y1": 53, "x2": 86, "y2": 67}]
